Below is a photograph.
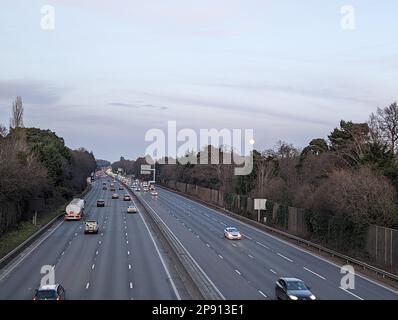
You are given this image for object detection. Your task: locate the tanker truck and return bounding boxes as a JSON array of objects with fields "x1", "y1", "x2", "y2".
[{"x1": 64, "y1": 198, "x2": 85, "y2": 221}]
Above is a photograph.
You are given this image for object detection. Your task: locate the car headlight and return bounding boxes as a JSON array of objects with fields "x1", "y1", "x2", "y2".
[
  {"x1": 309, "y1": 294, "x2": 316, "y2": 300},
  {"x1": 288, "y1": 295, "x2": 298, "y2": 300}
]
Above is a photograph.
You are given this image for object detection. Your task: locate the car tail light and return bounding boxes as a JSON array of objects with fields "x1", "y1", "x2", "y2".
[
  {"x1": 32, "y1": 297, "x2": 37, "y2": 300},
  {"x1": 56, "y1": 296, "x2": 60, "y2": 300}
]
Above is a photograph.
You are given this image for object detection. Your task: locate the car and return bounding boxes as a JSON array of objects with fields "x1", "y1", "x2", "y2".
[
  {"x1": 96, "y1": 199, "x2": 105, "y2": 207},
  {"x1": 110, "y1": 187, "x2": 116, "y2": 191},
  {"x1": 224, "y1": 227, "x2": 241, "y2": 240},
  {"x1": 102, "y1": 182, "x2": 106, "y2": 185},
  {"x1": 143, "y1": 187, "x2": 149, "y2": 192},
  {"x1": 102, "y1": 186, "x2": 107, "y2": 190},
  {"x1": 127, "y1": 205, "x2": 138, "y2": 214},
  {"x1": 112, "y1": 193, "x2": 119, "y2": 199},
  {"x1": 33, "y1": 284, "x2": 66, "y2": 300},
  {"x1": 275, "y1": 277, "x2": 316, "y2": 300},
  {"x1": 119, "y1": 186, "x2": 124, "y2": 190},
  {"x1": 84, "y1": 220, "x2": 99, "y2": 234},
  {"x1": 123, "y1": 194, "x2": 131, "y2": 201},
  {"x1": 135, "y1": 187, "x2": 141, "y2": 192},
  {"x1": 151, "y1": 191, "x2": 158, "y2": 196},
  {"x1": 110, "y1": 183, "x2": 115, "y2": 187}
]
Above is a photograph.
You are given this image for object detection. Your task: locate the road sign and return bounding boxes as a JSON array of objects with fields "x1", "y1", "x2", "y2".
[
  {"x1": 141, "y1": 164, "x2": 151, "y2": 171},
  {"x1": 141, "y1": 170, "x2": 151, "y2": 175},
  {"x1": 254, "y1": 199, "x2": 267, "y2": 210}
]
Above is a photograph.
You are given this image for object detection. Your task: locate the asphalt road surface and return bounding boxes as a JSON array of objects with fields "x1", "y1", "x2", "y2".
[
  {"x1": 135, "y1": 186, "x2": 398, "y2": 300},
  {"x1": 0, "y1": 179, "x2": 178, "y2": 300}
]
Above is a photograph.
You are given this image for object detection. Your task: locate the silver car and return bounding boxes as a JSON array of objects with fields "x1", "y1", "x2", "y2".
[{"x1": 224, "y1": 227, "x2": 242, "y2": 240}]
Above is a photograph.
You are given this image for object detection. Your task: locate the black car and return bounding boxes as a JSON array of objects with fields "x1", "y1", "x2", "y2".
[
  {"x1": 275, "y1": 277, "x2": 316, "y2": 300},
  {"x1": 33, "y1": 284, "x2": 66, "y2": 300},
  {"x1": 96, "y1": 199, "x2": 105, "y2": 207}
]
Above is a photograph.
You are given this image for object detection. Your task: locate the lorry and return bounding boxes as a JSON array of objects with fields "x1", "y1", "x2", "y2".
[{"x1": 64, "y1": 198, "x2": 85, "y2": 221}]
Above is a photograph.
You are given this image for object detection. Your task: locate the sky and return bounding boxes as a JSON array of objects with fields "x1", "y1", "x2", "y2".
[{"x1": 0, "y1": 0, "x2": 397, "y2": 162}]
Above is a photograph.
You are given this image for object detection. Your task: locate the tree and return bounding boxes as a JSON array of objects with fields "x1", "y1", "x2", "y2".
[
  {"x1": 369, "y1": 102, "x2": 398, "y2": 154},
  {"x1": 328, "y1": 120, "x2": 370, "y2": 167},
  {"x1": 10, "y1": 96, "x2": 24, "y2": 128},
  {"x1": 0, "y1": 124, "x2": 7, "y2": 137}
]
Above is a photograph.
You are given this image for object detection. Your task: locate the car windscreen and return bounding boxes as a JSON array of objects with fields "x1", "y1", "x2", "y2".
[
  {"x1": 36, "y1": 290, "x2": 57, "y2": 299},
  {"x1": 227, "y1": 228, "x2": 238, "y2": 232},
  {"x1": 286, "y1": 281, "x2": 307, "y2": 291}
]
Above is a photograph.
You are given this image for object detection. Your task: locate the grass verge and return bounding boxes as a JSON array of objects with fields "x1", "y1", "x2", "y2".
[{"x1": 0, "y1": 205, "x2": 64, "y2": 259}]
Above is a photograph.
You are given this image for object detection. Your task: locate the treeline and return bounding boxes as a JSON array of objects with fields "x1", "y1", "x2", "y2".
[
  {"x1": 157, "y1": 102, "x2": 398, "y2": 230},
  {"x1": 0, "y1": 97, "x2": 96, "y2": 235}
]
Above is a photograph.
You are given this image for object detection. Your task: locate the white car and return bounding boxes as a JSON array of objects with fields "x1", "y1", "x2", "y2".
[
  {"x1": 127, "y1": 205, "x2": 138, "y2": 214},
  {"x1": 151, "y1": 191, "x2": 158, "y2": 196},
  {"x1": 84, "y1": 220, "x2": 99, "y2": 234},
  {"x1": 224, "y1": 227, "x2": 241, "y2": 240}
]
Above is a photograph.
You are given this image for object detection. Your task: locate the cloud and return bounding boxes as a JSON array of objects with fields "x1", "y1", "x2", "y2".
[
  {"x1": 108, "y1": 102, "x2": 168, "y2": 110},
  {"x1": 0, "y1": 79, "x2": 63, "y2": 106}
]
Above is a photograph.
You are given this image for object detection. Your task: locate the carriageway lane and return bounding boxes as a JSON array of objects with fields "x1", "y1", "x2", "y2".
[
  {"x1": 136, "y1": 186, "x2": 398, "y2": 300},
  {"x1": 0, "y1": 179, "x2": 178, "y2": 300}
]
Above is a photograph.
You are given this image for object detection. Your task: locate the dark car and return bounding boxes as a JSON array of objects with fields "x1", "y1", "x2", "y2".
[
  {"x1": 123, "y1": 194, "x2": 131, "y2": 201},
  {"x1": 119, "y1": 186, "x2": 124, "y2": 190},
  {"x1": 96, "y1": 199, "x2": 105, "y2": 207},
  {"x1": 275, "y1": 277, "x2": 316, "y2": 300},
  {"x1": 102, "y1": 186, "x2": 107, "y2": 190},
  {"x1": 33, "y1": 284, "x2": 66, "y2": 300}
]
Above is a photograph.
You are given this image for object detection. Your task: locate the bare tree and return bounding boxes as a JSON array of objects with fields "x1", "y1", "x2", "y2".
[
  {"x1": 371, "y1": 102, "x2": 398, "y2": 154},
  {"x1": 10, "y1": 96, "x2": 24, "y2": 128}
]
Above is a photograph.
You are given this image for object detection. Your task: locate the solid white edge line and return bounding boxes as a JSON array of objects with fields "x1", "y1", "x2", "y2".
[
  {"x1": 139, "y1": 196, "x2": 225, "y2": 300},
  {"x1": 86, "y1": 282, "x2": 90, "y2": 289},
  {"x1": 156, "y1": 187, "x2": 398, "y2": 296},
  {"x1": 135, "y1": 199, "x2": 181, "y2": 300},
  {"x1": 235, "y1": 269, "x2": 241, "y2": 275},
  {"x1": 0, "y1": 218, "x2": 65, "y2": 281}
]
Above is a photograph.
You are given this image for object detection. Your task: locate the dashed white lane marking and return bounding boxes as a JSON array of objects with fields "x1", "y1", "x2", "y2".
[
  {"x1": 339, "y1": 287, "x2": 364, "y2": 300},
  {"x1": 218, "y1": 255, "x2": 224, "y2": 259},
  {"x1": 130, "y1": 282, "x2": 133, "y2": 289},
  {"x1": 125, "y1": 226, "x2": 127, "y2": 229},
  {"x1": 277, "y1": 253, "x2": 293, "y2": 262},
  {"x1": 258, "y1": 290, "x2": 267, "y2": 298},
  {"x1": 232, "y1": 243, "x2": 237, "y2": 247},
  {"x1": 95, "y1": 250, "x2": 99, "y2": 255},
  {"x1": 101, "y1": 233, "x2": 104, "y2": 236},
  {"x1": 248, "y1": 254, "x2": 254, "y2": 259},
  {"x1": 235, "y1": 269, "x2": 242, "y2": 275},
  {"x1": 74, "y1": 233, "x2": 78, "y2": 236},
  {"x1": 125, "y1": 233, "x2": 128, "y2": 236},
  {"x1": 126, "y1": 240, "x2": 129, "y2": 244},
  {"x1": 243, "y1": 234, "x2": 253, "y2": 240},
  {"x1": 270, "y1": 269, "x2": 277, "y2": 275},
  {"x1": 61, "y1": 251, "x2": 64, "y2": 256},
  {"x1": 196, "y1": 235, "x2": 200, "y2": 238},
  {"x1": 127, "y1": 251, "x2": 130, "y2": 255},
  {"x1": 220, "y1": 222, "x2": 227, "y2": 226},
  {"x1": 98, "y1": 241, "x2": 101, "y2": 245},
  {"x1": 91, "y1": 264, "x2": 95, "y2": 270},
  {"x1": 304, "y1": 267, "x2": 326, "y2": 280},
  {"x1": 86, "y1": 283, "x2": 90, "y2": 289},
  {"x1": 68, "y1": 241, "x2": 72, "y2": 245},
  {"x1": 128, "y1": 264, "x2": 132, "y2": 270},
  {"x1": 79, "y1": 226, "x2": 82, "y2": 229},
  {"x1": 206, "y1": 243, "x2": 210, "y2": 248}
]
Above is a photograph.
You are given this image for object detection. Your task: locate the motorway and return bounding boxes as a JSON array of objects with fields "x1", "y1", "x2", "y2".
[
  {"x1": 1, "y1": 176, "x2": 398, "y2": 300},
  {"x1": 0, "y1": 178, "x2": 178, "y2": 300},
  {"x1": 135, "y1": 186, "x2": 398, "y2": 300}
]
